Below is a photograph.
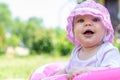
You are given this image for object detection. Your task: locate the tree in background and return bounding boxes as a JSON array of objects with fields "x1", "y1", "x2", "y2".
[
  {"x1": 0, "y1": 3, "x2": 13, "y2": 32},
  {"x1": 0, "y1": 23, "x2": 6, "y2": 53},
  {"x1": 21, "y1": 17, "x2": 54, "y2": 54},
  {"x1": 0, "y1": 3, "x2": 13, "y2": 53},
  {"x1": 0, "y1": 3, "x2": 75, "y2": 56}
]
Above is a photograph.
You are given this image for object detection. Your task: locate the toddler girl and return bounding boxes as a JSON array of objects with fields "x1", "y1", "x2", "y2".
[
  {"x1": 56, "y1": 0, "x2": 120, "y2": 79},
  {"x1": 37, "y1": 0, "x2": 120, "y2": 80}
]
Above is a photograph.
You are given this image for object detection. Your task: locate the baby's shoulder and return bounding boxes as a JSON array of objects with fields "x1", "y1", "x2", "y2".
[
  {"x1": 101, "y1": 42, "x2": 116, "y2": 50},
  {"x1": 70, "y1": 46, "x2": 81, "y2": 56},
  {"x1": 98, "y1": 42, "x2": 119, "y2": 56}
]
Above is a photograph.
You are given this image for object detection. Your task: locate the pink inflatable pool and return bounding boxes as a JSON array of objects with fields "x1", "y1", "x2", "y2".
[{"x1": 30, "y1": 62, "x2": 120, "y2": 80}]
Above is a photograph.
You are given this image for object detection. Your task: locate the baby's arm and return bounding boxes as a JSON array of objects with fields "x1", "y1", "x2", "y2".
[{"x1": 67, "y1": 67, "x2": 107, "y2": 79}]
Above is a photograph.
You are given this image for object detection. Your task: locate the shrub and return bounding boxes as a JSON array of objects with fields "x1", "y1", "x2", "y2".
[
  {"x1": 55, "y1": 28, "x2": 74, "y2": 56},
  {"x1": 32, "y1": 36, "x2": 54, "y2": 53}
]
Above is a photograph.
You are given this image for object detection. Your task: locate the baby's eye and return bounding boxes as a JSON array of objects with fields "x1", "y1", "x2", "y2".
[
  {"x1": 77, "y1": 19, "x2": 84, "y2": 23},
  {"x1": 92, "y1": 18, "x2": 100, "y2": 22}
]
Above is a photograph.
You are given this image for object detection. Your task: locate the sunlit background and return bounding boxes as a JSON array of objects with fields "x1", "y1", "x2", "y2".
[
  {"x1": 0, "y1": 0, "x2": 77, "y2": 29},
  {"x1": 0, "y1": 0, "x2": 120, "y2": 80}
]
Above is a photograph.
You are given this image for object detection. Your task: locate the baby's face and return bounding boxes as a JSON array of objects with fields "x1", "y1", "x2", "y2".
[{"x1": 73, "y1": 15, "x2": 107, "y2": 47}]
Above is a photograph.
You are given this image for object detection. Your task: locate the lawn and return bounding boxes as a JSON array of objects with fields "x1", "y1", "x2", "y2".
[{"x1": 0, "y1": 54, "x2": 69, "y2": 80}]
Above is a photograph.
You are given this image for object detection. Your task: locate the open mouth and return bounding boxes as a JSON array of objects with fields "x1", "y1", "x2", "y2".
[{"x1": 83, "y1": 30, "x2": 94, "y2": 35}]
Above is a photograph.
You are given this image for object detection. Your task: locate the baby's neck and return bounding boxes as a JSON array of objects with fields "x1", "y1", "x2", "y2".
[
  {"x1": 78, "y1": 42, "x2": 103, "y2": 60},
  {"x1": 82, "y1": 41, "x2": 104, "y2": 53},
  {"x1": 82, "y1": 44, "x2": 101, "y2": 53}
]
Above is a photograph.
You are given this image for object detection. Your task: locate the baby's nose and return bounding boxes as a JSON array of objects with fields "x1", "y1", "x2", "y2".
[{"x1": 84, "y1": 21, "x2": 92, "y2": 26}]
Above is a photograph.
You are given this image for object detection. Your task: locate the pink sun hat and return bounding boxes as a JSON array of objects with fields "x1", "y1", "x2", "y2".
[{"x1": 66, "y1": 0, "x2": 114, "y2": 46}]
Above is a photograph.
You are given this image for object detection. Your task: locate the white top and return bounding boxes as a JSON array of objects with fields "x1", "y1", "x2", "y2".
[{"x1": 65, "y1": 42, "x2": 120, "y2": 73}]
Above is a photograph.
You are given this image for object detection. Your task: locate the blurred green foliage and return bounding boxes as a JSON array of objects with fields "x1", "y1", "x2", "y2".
[
  {"x1": 1, "y1": 3, "x2": 119, "y2": 56},
  {"x1": 113, "y1": 37, "x2": 120, "y2": 51},
  {"x1": 0, "y1": 3, "x2": 74, "y2": 55},
  {"x1": 55, "y1": 27, "x2": 74, "y2": 56}
]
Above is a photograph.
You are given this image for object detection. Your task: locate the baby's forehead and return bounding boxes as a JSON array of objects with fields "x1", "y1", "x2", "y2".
[{"x1": 75, "y1": 14, "x2": 100, "y2": 18}]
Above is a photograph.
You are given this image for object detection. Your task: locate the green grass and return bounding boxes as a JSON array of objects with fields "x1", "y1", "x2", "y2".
[{"x1": 0, "y1": 54, "x2": 69, "y2": 80}]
